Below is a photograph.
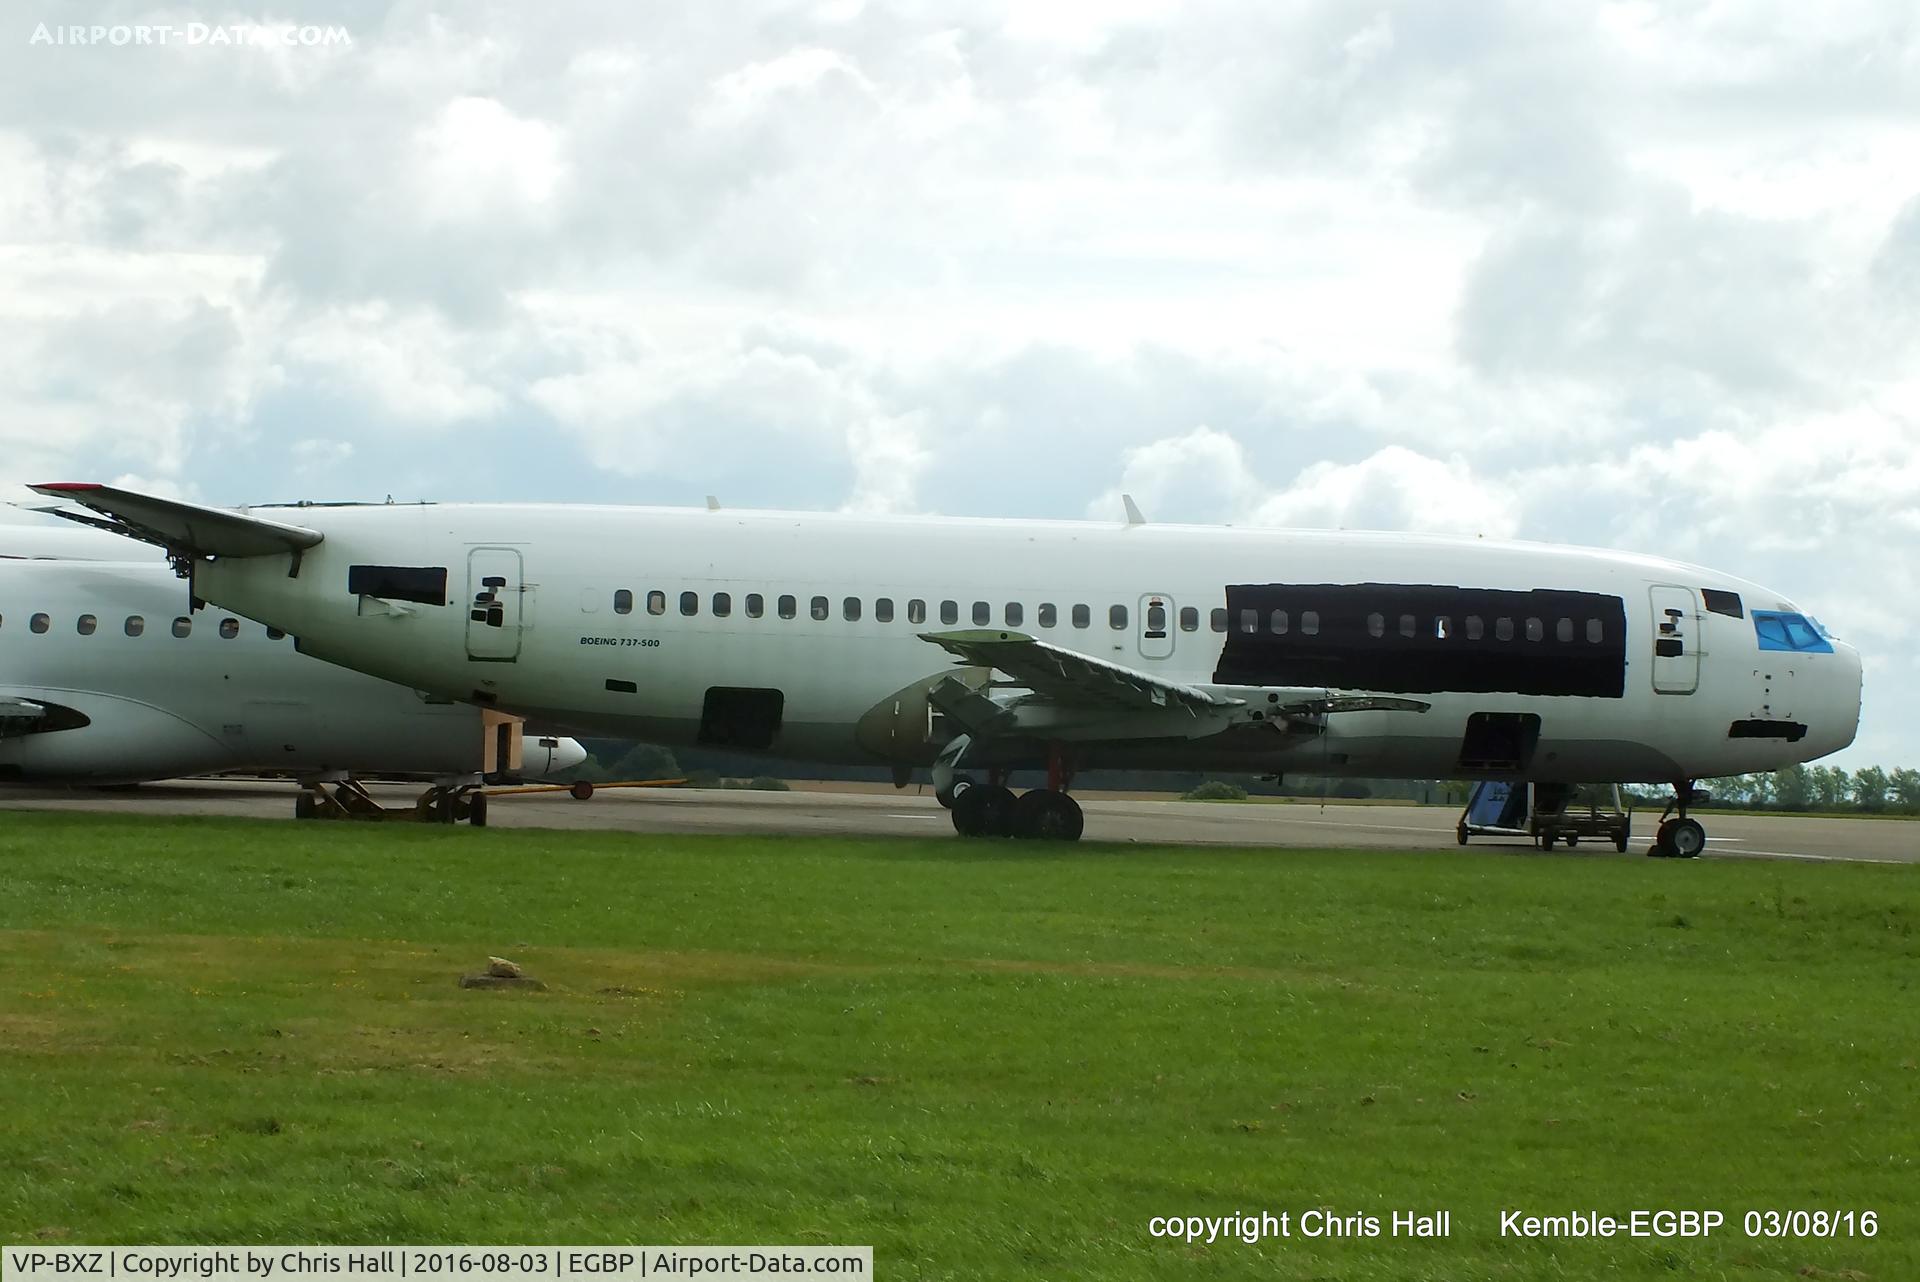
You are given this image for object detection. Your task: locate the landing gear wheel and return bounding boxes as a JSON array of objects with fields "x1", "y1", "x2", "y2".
[
  {"x1": 468, "y1": 791, "x2": 488, "y2": 828},
  {"x1": 1666, "y1": 816, "x2": 1705, "y2": 859},
  {"x1": 1565, "y1": 835, "x2": 1578, "y2": 848},
  {"x1": 952, "y1": 782, "x2": 1015, "y2": 836},
  {"x1": 570, "y1": 780, "x2": 594, "y2": 801},
  {"x1": 936, "y1": 775, "x2": 975, "y2": 810},
  {"x1": 1013, "y1": 789, "x2": 1084, "y2": 841},
  {"x1": 1455, "y1": 824, "x2": 1469, "y2": 846},
  {"x1": 295, "y1": 790, "x2": 316, "y2": 820},
  {"x1": 1614, "y1": 826, "x2": 1630, "y2": 854}
]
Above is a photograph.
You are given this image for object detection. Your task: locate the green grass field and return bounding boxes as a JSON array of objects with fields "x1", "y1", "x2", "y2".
[{"x1": 1, "y1": 813, "x2": 1914, "y2": 1280}]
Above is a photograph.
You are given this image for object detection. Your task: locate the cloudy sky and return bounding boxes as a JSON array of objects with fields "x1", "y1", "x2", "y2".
[{"x1": 2, "y1": 1, "x2": 1915, "y2": 767}]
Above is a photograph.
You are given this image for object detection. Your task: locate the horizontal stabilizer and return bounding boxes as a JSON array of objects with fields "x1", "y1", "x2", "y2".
[{"x1": 28, "y1": 483, "x2": 322, "y2": 559}]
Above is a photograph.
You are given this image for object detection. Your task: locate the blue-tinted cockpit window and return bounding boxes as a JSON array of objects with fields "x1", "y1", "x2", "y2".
[{"x1": 1753, "y1": 610, "x2": 1834, "y2": 654}]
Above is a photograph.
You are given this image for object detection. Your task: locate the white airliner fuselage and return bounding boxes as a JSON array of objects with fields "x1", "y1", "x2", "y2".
[{"x1": 30, "y1": 488, "x2": 1863, "y2": 851}]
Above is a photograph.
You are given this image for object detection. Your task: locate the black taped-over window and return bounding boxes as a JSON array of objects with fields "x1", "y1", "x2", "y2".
[
  {"x1": 348, "y1": 565, "x2": 448, "y2": 606},
  {"x1": 1702, "y1": 589, "x2": 1744, "y2": 619}
]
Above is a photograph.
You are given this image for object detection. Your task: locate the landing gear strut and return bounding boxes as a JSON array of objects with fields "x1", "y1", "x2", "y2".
[
  {"x1": 949, "y1": 744, "x2": 1085, "y2": 841},
  {"x1": 1650, "y1": 779, "x2": 1706, "y2": 859}
]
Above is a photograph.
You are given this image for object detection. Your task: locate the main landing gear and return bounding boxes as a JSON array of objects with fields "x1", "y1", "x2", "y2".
[
  {"x1": 1649, "y1": 779, "x2": 1707, "y2": 859},
  {"x1": 945, "y1": 745, "x2": 1086, "y2": 842}
]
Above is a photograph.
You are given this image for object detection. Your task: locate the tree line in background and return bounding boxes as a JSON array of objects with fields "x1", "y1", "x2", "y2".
[{"x1": 560, "y1": 741, "x2": 1919, "y2": 816}]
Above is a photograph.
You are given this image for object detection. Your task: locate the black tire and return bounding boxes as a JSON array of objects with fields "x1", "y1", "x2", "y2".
[
  {"x1": 1456, "y1": 825, "x2": 1469, "y2": 846},
  {"x1": 1014, "y1": 790, "x2": 1084, "y2": 841},
  {"x1": 294, "y1": 790, "x2": 316, "y2": 820},
  {"x1": 951, "y1": 782, "x2": 990, "y2": 836},
  {"x1": 469, "y1": 792, "x2": 489, "y2": 828},
  {"x1": 1667, "y1": 817, "x2": 1706, "y2": 859},
  {"x1": 1649, "y1": 820, "x2": 1675, "y2": 857},
  {"x1": 570, "y1": 780, "x2": 595, "y2": 801},
  {"x1": 1565, "y1": 835, "x2": 1579, "y2": 848},
  {"x1": 1614, "y1": 826, "x2": 1630, "y2": 854}
]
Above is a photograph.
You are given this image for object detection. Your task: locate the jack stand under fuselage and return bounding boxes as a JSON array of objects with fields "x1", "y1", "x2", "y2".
[{"x1": 294, "y1": 774, "x2": 491, "y2": 826}]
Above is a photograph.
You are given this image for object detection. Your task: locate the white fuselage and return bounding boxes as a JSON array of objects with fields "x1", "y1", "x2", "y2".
[
  {"x1": 178, "y1": 505, "x2": 1862, "y2": 786},
  {"x1": 0, "y1": 557, "x2": 558, "y2": 784}
]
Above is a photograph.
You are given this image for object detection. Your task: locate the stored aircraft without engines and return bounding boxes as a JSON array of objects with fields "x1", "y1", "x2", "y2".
[{"x1": 31, "y1": 484, "x2": 1862, "y2": 853}]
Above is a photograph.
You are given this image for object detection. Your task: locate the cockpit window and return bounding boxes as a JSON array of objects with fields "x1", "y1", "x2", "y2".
[{"x1": 1752, "y1": 610, "x2": 1833, "y2": 654}]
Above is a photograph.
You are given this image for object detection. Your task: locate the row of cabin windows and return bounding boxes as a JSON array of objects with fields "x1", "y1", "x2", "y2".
[
  {"x1": 604, "y1": 592, "x2": 1608, "y2": 645},
  {"x1": 613, "y1": 589, "x2": 1150, "y2": 631},
  {"x1": 0, "y1": 613, "x2": 285, "y2": 641},
  {"x1": 1229, "y1": 607, "x2": 1606, "y2": 644}
]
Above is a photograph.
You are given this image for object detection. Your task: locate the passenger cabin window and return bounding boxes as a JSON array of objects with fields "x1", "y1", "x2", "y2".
[
  {"x1": 778, "y1": 595, "x2": 797, "y2": 619},
  {"x1": 1586, "y1": 619, "x2": 1604, "y2": 643},
  {"x1": 843, "y1": 597, "x2": 861, "y2": 621},
  {"x1": 941, "y1": 600, "x2": 959, "y2": 625},
  {"x1": 613, "y1": 589, "x2": 633, "y2": 615},
  {"x1": 1109, "y1": 604, "x2": 1128, "y2": 630},
  {"x1": 972, "y1": 601, "x2": 990, "y2": 625},
  {"x1": 648, "y1": 590, "x2": 666, "y2": 615},
  {"x1": 77, "y1": 614, "x2": 97, "y2": 636},
  {"x1": 1367, "y1": 612, "x2": 1384, "y2": 637},
  {"x1": 811, "y1": 596, "x2": 829, "y2": 621},
  {"x1": 219, "y1": 618, "x2": 239, "y2": 639},
  {"x1": 1399, "y1": 614, "x2": 1416, "y2": 638},
  {"x1": 1241, "y1": 608, "x2": 1259, "y2": 634},
  {"x1": 1038, "y1": 603, "x2": 1057, "y2": 628},
  {"x1": 1269, "y1": 609, "x2": 1287, "y2": 635},
  {"x1": 1006, "y1": 602, "x2": 1023, "y2": 627},
  {"x1": 1556, "y1": 618, "x2": 1573, "y2": 643},
  {"x1": 125, "y1": 616, "x2": 144, "y2": 637},
  {"x1": 908, "y1": 599, "x2": 927, "y2": 624},
  {"x1": 680, "y1": 591, "x2": 699, "y2": 616},
  {"x1": 713, "y1": 592, "x2": 732, "y2": 618},
  {"x1": 875, "y1": 598, "x2": 893, "y2": 623},
  {"x1": 172, "y1": 617, "x2": 192, "y2": 638},
  {"x1": 746, "y1": 593, "x2": 764, "y2": 618},
  {"x1": 1524, "y1": 617, "x2": 1544, "y2": 642},
  {"x1": 1179, "y1": 606, "x2": 1199, "y2": 632},
  {"x1": 1301, "y1": 611, "x2": 1319, "y2": 636},
  {"x1": 266, "y1": 628, "x2": 285, "y2": 640},
  {"x1": 1072, "y1": 604, "x2": 1091, "y2": 629},
  {"x1": 1495, "y1": 617, "x2": 1513, "y2": 641},
  {"x1": 30, "y1": 613, "x2": 49, "y2": 633},
  {"x1": 1210, "y1": 608, "x2": 1228, "y2": 632},
  {"x1": 1466, "y1": 616, "x2": 1484, "y2": 640}
]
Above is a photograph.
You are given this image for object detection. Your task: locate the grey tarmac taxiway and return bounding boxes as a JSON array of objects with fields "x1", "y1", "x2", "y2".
[{"x1": 0, "y1": 780, "x2": 1912, "y2": 864}]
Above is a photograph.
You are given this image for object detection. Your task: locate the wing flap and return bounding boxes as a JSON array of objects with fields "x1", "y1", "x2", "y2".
[
  {"x1": 919, "y1": 629, "x2": 1243, "y2": 714},
  {"x1": 28, "y1": 483, "x2": 322, "y2": 559}
]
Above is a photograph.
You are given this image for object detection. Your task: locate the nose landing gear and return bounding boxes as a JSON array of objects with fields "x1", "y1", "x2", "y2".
[{"x1": 1650, "y1": 779, "x2": 1707, "y2": 858}]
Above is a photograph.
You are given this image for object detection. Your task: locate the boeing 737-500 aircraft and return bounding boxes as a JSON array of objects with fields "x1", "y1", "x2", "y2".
[
  {"x1": 0, "y1": 552, "x2": 584, "y2": 810},
  {"x1": 32, "y1": 484, "x2": 1862, "y2": 853}
]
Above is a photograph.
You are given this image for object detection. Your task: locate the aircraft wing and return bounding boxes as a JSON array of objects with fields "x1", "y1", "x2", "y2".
[
  {"x1": 919, "y1": 629, "x2": 1243, "y2": 714},
  {"x1": 27, "y1": 483, "x2": 322, "y2": 559}
]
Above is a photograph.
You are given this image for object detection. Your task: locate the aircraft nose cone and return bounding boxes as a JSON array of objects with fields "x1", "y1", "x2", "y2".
[{"x1": 1814, "y1": 638, "x2": 1864, "y2": 758}]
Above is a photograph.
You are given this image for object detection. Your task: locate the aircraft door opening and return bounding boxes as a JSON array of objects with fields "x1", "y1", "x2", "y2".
[
  {"x1": 1138, "y1": 594, "x2": 1175, "y2": 660},
  {"x1": 1648, "y1": 584, "x2": 1700, "y2": 695},
  {"x1": 465, "y1": 548, "x2": 525, "y2": 662}
]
